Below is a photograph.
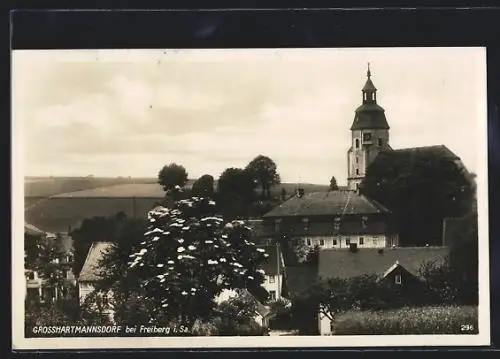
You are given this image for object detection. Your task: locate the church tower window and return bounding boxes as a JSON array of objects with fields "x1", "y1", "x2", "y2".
[{"x1": 355, "y1": 139, "x2": 360, "y2": 148}]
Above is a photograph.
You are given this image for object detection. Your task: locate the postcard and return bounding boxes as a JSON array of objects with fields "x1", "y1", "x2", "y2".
[{"x1": 12, "y1": 47, "x2": 490, "y2": 349}]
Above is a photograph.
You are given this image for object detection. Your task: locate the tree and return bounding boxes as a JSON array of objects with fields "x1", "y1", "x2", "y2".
[
  {"x1": 329, "y1": 176, "x2": 339, "y2": 191},
  {"x1": 245, "y1": 155, "x2": 281, "y2": 199},
  {"x1": 191, "y1": 174, "x2": 215, "y2": 198},
  {"x1": 31, "y1": 236, "x2": 74, "y2": 302},
  {"x1": 158, "y1": 163, "x2": 189, "y2": 192},
  {"x1": 214, "y1": 292, "x2": 267, "y2": 336},
  {"x1": 123, "y1": 187, "x2": 270, "y2": 329},
  {"x1": 71, "y1": 215, "x2": 121, "y2": 276},
  {"x1": 217, "y1": 168, "x2": 257, "y2": 219},
  {"x1": 361, "y1": 151, "x2": 474, "y2": 246}
]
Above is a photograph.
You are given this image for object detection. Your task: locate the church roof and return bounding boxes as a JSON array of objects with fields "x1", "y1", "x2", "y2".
[
  {"x1": 362, "y1": 78, "x2": 377, "y2": 92},
  {"x1": 351, "y1": 103, "x2": 390, "y2": 130},
  {"x1": 386, "y1": 145, "x2": 460, "y2": 160},
  {"x1": 263, "y1": 190, "x2": 391, "y2": 218}
]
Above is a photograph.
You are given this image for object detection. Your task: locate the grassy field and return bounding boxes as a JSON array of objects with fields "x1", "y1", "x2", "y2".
[
  {"x1": 332, "y1": 305, "x2": 478, "y2": 335},
  {"x1": 24, "y1": 177, "x2": 329, "y2": 233}
]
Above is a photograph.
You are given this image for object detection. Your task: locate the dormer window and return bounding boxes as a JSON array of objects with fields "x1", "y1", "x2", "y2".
[{"x1": 363, "y1": 133, "x2": 372, "y2": 142}]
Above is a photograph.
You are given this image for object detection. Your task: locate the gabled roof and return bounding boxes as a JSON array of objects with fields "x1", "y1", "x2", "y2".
[
  {"x1": 78, "y1": 241, "x2": 114, "y2": 282},
  {"x1": 24, "y1": 223, "x2": 46, "y2": 237},
  {"x1": 263, "y1": 190, "x2": 391, "y2": 218},
  {"x1": 318, "y1": 247, "x2": 450, "y2": 280}
]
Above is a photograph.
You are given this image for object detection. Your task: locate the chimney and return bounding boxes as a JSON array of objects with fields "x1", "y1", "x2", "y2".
[
  {"x1": 349, "y1": 243, "x2": 358, "y2": 253},
  {"x1": 296, "y1": 188, "x2": 305, "y2": 198}
]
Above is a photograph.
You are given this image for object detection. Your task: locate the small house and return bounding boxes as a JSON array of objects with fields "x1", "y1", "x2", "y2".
[{"x1": 316, "y1": 246, "x2": 450, "y2": 335}]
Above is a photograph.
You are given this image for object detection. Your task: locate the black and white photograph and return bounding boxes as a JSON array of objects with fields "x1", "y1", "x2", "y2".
[{"x1": 12, "y1": 47, "x2": 489, "y2": 349}]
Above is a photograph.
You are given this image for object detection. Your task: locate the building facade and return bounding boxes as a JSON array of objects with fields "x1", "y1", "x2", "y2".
[{"x1": 262, "y1": 190, "x2": 399, "y2": 251}]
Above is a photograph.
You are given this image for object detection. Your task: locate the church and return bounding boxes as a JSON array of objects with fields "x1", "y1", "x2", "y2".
[{"x1": 258, "y1": 65, "x2": 467, "y2": 250}]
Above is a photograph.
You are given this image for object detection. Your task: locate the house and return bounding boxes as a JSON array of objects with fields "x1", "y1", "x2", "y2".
[
  {"x1": 316, "y1": 246, "x2": 450, "y2": 335},
  {"x1": 80, "y1": 241, "x2": 285, "y2": 327},
  {"x1": 24, "y1": 224, "x2": 76, "y2": 302},
  {"x1": 262, "y1": 189, "x2": 399, "y2": 250},
  {"x1": 78, "y1": 241, "x2": 114, "y2": 305}
]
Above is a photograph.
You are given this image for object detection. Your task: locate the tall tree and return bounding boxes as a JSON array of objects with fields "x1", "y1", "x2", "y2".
[
  {"x1": 245, "y1": 155, "x2": 281, "y2": 199},
  {"x1": 191, "y1": 174, "x2": 215, "y2": 198},
  {"x1": 217, "y1": 168, "x2": 257, "y2": 219},
  {"x1": 361, "y1": 151, "x2": 474, "y2": 246},
  {"x1": 158, "y1": 163, "x2": 189, "y2": 192},
  {"x1": 121, "y1": 187, "x2": 270, "y2": 329},
  {"x1": 329, "y1": 176, "x2": 339, "y2": 191}
]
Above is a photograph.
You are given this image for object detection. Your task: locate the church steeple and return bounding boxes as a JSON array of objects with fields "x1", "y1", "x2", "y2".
[
  {"x1": 362, "y1": 62, "x2": 377, "y2": 104},
  {"x1": 346, "y1": 65, "x2": 390, "y2": 191}
]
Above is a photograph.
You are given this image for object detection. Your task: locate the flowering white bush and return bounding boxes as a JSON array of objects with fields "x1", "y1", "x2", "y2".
[{"x1": 126, "y1": 190, "x2": 269, "y2": 325}]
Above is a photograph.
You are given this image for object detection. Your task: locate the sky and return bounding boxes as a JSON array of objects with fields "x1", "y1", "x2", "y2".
[{"x1": 13, "y1": 47, "x2": 486, "y2": 185}]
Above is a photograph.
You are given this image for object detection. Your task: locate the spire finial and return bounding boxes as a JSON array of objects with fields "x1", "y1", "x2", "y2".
[{"x1": 367, "y1": 62, "x2": 371, "y2": 78}]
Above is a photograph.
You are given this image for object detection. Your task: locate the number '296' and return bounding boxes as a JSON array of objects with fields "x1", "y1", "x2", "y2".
[{"x1": 460, "y1": 324, "x2": 474, "y2": 332}]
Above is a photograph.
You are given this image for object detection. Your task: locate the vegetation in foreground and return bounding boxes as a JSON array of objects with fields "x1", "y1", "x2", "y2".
[{"x1": 332, "y1": 305, "x2": 478, "y2": 335}]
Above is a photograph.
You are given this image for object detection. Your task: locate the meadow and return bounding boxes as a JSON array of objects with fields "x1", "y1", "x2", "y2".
[{"x1": 331, "y1": 305, "x2": 478, "y2": 335}]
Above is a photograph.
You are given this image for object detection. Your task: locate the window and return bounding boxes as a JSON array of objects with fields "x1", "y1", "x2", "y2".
[
  {"x1": 269, "y1": 275, "x2": 275, "y2": 283},
  {"x1": 356, "y1": 169, "x2": 359, "y2": 175},
  {"x1": 361, "y1": 216, "x2": 368, "y2": 228},
  {"x1": 269, "y1": 290, "x2": 276, "y2": 301},
  {"x1": 51, "y1": 258, "x2": 59, "y2": 264},
  {"x1": 363, "y1": 133, "x2": 372, "y2": 142},
  {"x1": 373, "y1": 238, "x2": 378, "y2": 245},
  {"x1": 333, "y1": 239, "x2": 337, "y2": 246},
  {"x1": 355, "y1": 139, "x2": 360, "y2": 148},
  {"x1": 355, "y1": 156, "x2": 359, "y2": 164},
  {"x1": 27, "y1": 271, "x2": 36, "y2": 280},
  {"x1": 378, "y1": 138, "x2": 383, "y2": 146},
  {"x1": 345, "y1": 239, "x2": 350, "y2": 246},
  {"x1": 306, "y1": 238, "x2": 312, "y2": 246},
  {"x1": 359, "y1": 237, "x2": 364, "y2": 245},
  {"x1": 395, "y1": 275, "x2": 402, "y2": 285},
  {"x1": 319, "y1": 239, "x2": 325, "y2": 246}
]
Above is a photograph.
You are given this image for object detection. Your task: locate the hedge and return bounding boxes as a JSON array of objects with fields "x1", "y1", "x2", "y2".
[{"x1": 332, "y1": 305, "x2": 478, "y2": 335}]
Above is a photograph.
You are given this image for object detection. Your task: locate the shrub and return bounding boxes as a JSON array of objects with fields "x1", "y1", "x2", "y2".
[{"x1": 332, "y1": 306, "x2": 478, "y2": 335}]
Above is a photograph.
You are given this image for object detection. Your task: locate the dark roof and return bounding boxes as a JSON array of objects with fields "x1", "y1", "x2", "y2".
[
  {"x1": 285, "y1": 266, "x2": 318, "y2": 297},
  {"x1": 362, "y1": 78, "x2": 377, "y2": 92},
  {"x1": 388, "y1": 145, "x2": 460, "y2": 160},
  {"x1": 318, "y1": 247, "x2": 450, "y2": 280},
  {"x1": 351, "y1": 103, "x2": 390, "y2": 130},
  {"x1": 78, "y1": 241, "x2": 114, "y2": 282},
  {"x1": 263, "y1": 190, "x2": 391, "y2": 218},
  {"x1": 258, "y1": 245, "x2": 284, "y2": 275}
]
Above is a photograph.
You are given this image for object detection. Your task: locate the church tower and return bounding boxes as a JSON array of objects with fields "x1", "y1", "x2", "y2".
[{"x1": 347, "y1": 64, "x2": 391, "y2": 190}]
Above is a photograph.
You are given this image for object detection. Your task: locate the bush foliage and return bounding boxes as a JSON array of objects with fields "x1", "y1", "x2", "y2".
[{"x1": 332, "y1": 305, "x2": 478, "y2": 335}]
